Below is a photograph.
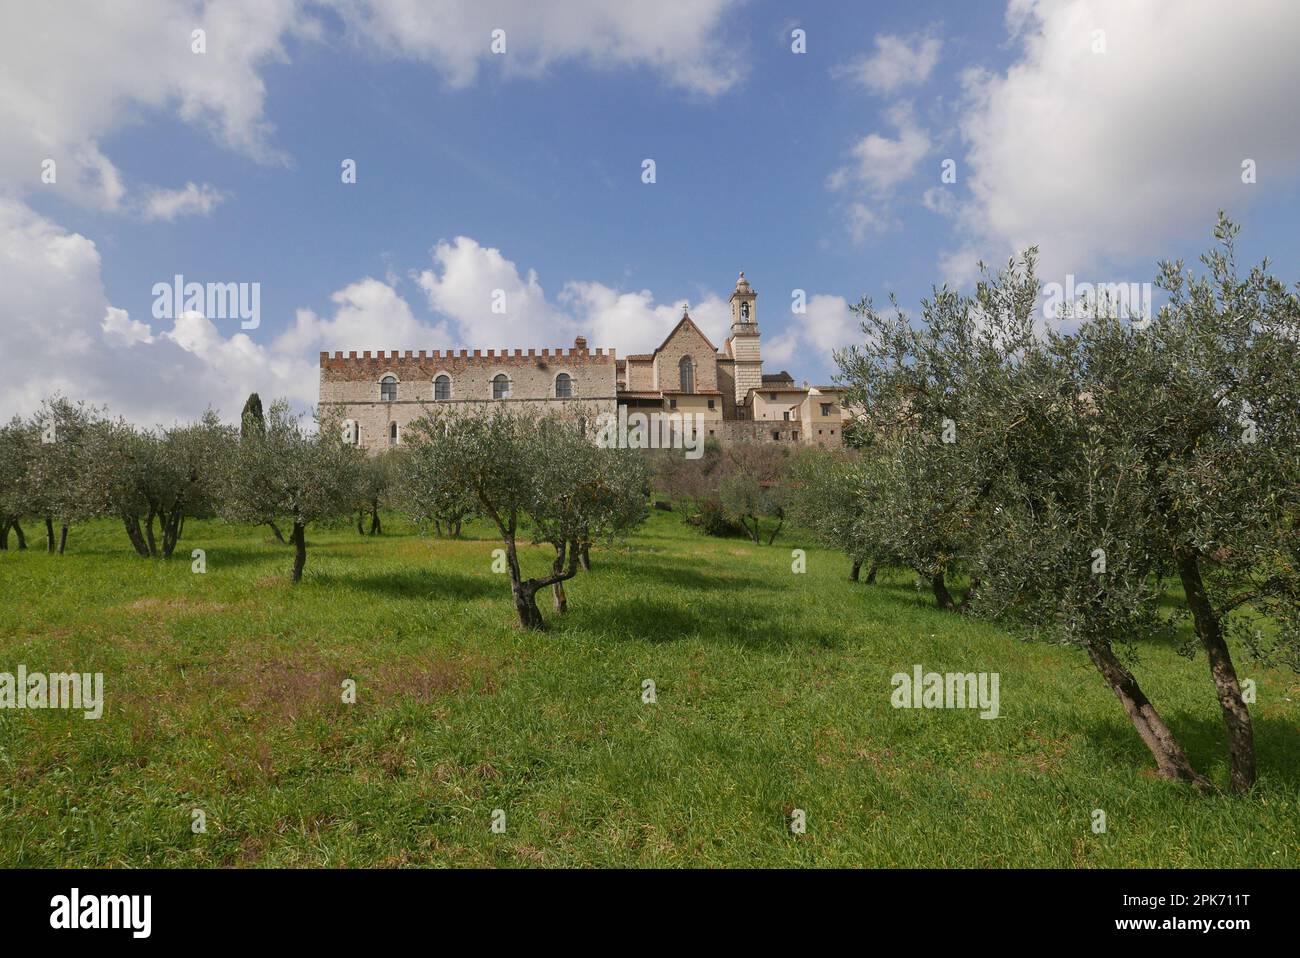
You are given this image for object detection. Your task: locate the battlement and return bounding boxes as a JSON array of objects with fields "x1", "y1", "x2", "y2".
[{"x1": 319, "y1": 337, "x2": 615, "y2": 372}]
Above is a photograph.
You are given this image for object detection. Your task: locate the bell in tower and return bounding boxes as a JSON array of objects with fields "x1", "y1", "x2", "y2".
[{"x1": 730, "y1": 271, "x2": 758, "y2": 337}]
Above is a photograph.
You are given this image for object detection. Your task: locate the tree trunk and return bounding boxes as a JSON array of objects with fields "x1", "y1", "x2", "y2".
[
  {"x1": 931, "y1": 572, "x2": 955, "y2": 610},
  {"x1": 1176, "y1": 548, "x2": 1256, "y2": 793},
  {"x1": 291, "y1": 521, "x2": 307, "y2": 584},
  {"x1": 161, "y1": 506, "x2": 183, "y2": 558},
  {"x1": 452, "y1": 518, "x2": 462, "y2": 538},
  {"x1": 849, "y1": 559, "x2": 861, "y2": 582},
  {"x1": 578, "y1": 541, "x2": 591, "y2": 572},
  {"x1": 865, "y1": 559, "x2": 879, "y2": 584},
  {"x1": 369, "y1": 506, "x2": 381, "y2": 536},
  {"x1": 551, "y1": 543, "x2": 569, "y2": 614},
  {"x1": 503, "y1": 536, "x2": 546, "y2": 629},
  {"x1": 1086, "y1": 639, "x2": 1211, "y2": 791},
  {"x1": 766, "y1": 514, "x2": 784, "y2": 545},
  {"x1": 144, "y1": 507, "x2": 158, "y2": 557},
  {"x1": 122, "y1": 514, "x2": 150, "y2": 557},
  {"x1": 0, "y1": 521, "x2": 7, "y2": 550},
  {"x1": 57, "y1": 522, "x2": 68, "y2": 555},
  {"x1": 268, "y1": 520, "x2": 286, "y2": 544},
  {"x1": 13, "y1": 521, "x2": 25, "y2": 550},
  {"x1": 958, "y1": 576, "x2": 981, "y2": 614},
  {"x1": 45, "y1": 516, "x2": 55, "y2": 553},
  {"x1": 357, "y1": 511, "x2": 366, "y2": 535}
]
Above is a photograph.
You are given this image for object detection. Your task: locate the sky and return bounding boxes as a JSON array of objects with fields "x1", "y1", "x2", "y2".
[{"x1": 3, "y1": 0, "x2": 1300, "y2": 426}]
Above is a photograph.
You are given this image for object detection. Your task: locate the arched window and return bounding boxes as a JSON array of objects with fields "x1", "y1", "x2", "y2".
[
  {"x1": 380, "y1": 375, "x2": 398, "y2": 401},
  {"x1": 555, "y1": 372, "x2": 573, "y2": 398},
  {"x1": 492, "y1": 373, "x2": 510, "y2": 400},
  {"x1": 679, "y1": 356, "x2": 694, "y2": 394},
  {"x1": 389, "y1": 422, "x2": 399, "y2": 446},
  {"x1": 434, "y1": 374, "x2": 451, "y2": 401}
]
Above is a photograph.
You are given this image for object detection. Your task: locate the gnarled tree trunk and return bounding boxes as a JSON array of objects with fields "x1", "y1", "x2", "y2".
[
  {"x1": 122, "y1": 514, "x2": 150, "y2": 557},
  {"x1": 865, "y1": 559, "x2": 879, "y2": 584},
  {"x1": 849, "y1": 560, "x2": 861, "y2": 582},
  {"x1": 291, "y1": 521, "x2": 307, "y2": 584},
  {"x1": 1086, "y1": 638, "x2": 1211, "y2": 791},
  {"x1": 57, "y1": 522, "x2": 68, "y2": 555},
  {"x1": 1176, "y1": 548, "x2": 1255, "y2": 793},
  {"x1": 931, "y1": 572, "x2": 955, "y2": 610},
  {"x1": 45, "y1": 516, "x2": 55, "y2": 553}
]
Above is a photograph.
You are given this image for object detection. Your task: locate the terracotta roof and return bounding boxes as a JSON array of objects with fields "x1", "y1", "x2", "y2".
[
  {"x1": 661, "y1": 389, "x2": 723, "y2": 396},
  {"x1": 624, "y1": 353, "x2": 654, "y2": 361}
]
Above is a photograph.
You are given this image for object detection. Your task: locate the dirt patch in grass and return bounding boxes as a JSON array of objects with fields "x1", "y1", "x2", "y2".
[
  {"x1": 122, "y1": 597, "x2": 236, "y2": 616},
  {"x1": 368, "y1": 652, "x2": 500, "y2": 702}
]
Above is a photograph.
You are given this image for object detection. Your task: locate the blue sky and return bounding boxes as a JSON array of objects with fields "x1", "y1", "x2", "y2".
[{"x1": 4, "y1": 0, "x2": 1300, "y2": 423}]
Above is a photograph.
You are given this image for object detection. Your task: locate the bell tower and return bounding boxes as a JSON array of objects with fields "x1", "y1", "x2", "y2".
[
  {"x1": 730, "y1": 271, "x2": 758, "y2": 336},
  {"x1": 728, "y1": 271, "x2": 763, "y2": 406}
]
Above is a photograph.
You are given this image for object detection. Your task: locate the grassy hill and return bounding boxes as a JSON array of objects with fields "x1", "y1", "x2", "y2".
[{"x1": 0, "y1": 510, "x2": 1295, "y2": 867}]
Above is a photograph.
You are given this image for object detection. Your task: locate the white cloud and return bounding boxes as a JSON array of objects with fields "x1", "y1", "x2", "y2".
[
  {"x1": 830, "y1": 103, "x2": 931, "y2": 240},
  {"x1": 841, "y1": 32, "x2": 941, "y2": 94},
  {"x1": 416, "y1": 237, "x2": 569, "y2": 347},
  {"x1": 0, "y1": 0, "x2": 301, "y2": 210},
  {"x1": 275, "y1": 277, "x2": 453, "y2": 355},
  {"x1": 0, "y1": 197, "x2": 313, "y2": 425},
  {"x1": 842, "y1": 105, "x2": 932, "y2": 194},
  {"x1": 954, "y1": 0, "x2": 1300, "y2": 280},
  {"x1": 764, "y1": 295, "x2": 859, "y2": 373},
  {"x1": 327, "y1": 0, "x2": 745, "y2": 95},
  {"x1": 141, "y1": 182, "x2": 229, "y2": 221},
  {"x1": 559, "y1": 283, "x2": 730, "y2": 355}
]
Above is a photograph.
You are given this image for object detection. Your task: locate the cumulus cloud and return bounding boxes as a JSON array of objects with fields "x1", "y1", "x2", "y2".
[
  {"x1": 0, "y1": 197, "x2": 315, "y2": 425},
  {"x1": 839, "y1": 31, "x2": 942, "y2": 94},
  {"x1": 829, "y1": 102, "x2": 932, "y2": 240},
  {"x1": 327, "y1": 0, "x2": 745, "y2": 95},
  {"x1": 141, "y1": 182, "x2": 229, "y2": 221},
  {"x1": 0, "y1": 0, "x2": 301, "y2": 210},
  {"x1": 763, "y1": 295, "x2": 859, "y2": 374},
  {"x1": 953, "y1": 0, "x2": 1300, "y2": 281}
]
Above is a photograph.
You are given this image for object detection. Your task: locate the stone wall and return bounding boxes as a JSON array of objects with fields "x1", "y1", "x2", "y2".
[{"x1": 319, "y1": 346, "x2": 617, "y2": 452}]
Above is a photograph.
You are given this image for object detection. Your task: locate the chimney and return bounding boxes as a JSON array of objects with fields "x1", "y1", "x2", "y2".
[{"x1": 574, "y1": 335, "x2": 588, "y2": 351}]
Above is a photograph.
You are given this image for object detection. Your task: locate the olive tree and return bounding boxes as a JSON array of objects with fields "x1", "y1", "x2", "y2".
[
  {"x1": 402, "y1": 407, "x2": 644, "y2": 629},
  {"x1": 0, "y1": 417, "x2": 33, "y2": 550},
  {"x1": 85, "y1": 413, "x2": 232, "y2": 558},
  {"x1": 24, "y1": 397, "x2": 100, "y2": 553},
  {"x1": 355, "y1": 451, "x2": 396, "y2": 536},
  {"x1": 787, "y1": 447, "x2": 880, "y2": 582},
  {"x1": 1064, "y1": 217, "x2": 1300, "y2": 792},
  {"x1": 220, "y1": 401, "x2": 363, "y2": 583},
  {"x1": 527, "y1": 416, "x2": 647, "y2": 611}
]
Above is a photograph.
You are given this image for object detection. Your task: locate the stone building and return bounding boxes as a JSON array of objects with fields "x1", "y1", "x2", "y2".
[{"x1": 318, "y1": 272, "x2": 847, "y2": 451}]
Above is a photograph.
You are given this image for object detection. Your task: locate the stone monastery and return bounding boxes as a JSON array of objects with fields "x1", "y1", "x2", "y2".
[{"x1": 318, "y1": 272, "x2": 849, "y2": 451}]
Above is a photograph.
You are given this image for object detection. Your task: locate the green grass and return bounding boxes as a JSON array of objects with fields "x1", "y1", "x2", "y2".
[{"x1": 0, "y1": 510, "x2": 1295, "y2": 867}]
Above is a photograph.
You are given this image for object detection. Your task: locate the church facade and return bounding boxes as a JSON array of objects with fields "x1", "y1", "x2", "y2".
[{"x1": 318, "y1": 272, "x2": 848, "y2": 451}]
